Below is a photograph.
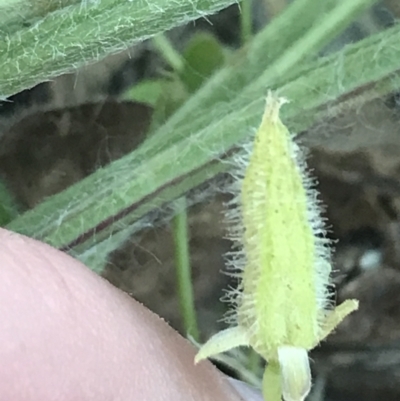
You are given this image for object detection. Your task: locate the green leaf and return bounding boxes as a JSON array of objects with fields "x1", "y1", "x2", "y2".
[
  {"x1": 0, "y1": 0, "x2": 237, "y2": 98},
  {"x1": 180, "y1": 32, "x2": 226, "y2": 93},
  {"x1": 123, "y1": 80, "x2": 164, "y2": 107},
  {"x1": 150, "y1": 78, "x2": 190, "y2": 131}
]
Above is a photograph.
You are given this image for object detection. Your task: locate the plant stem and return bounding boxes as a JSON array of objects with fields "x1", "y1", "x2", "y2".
[
  {"x1": 151, "y1": 33, "x2": 198, "y2": 340},
  {"x1": 247, "y1": 348, "x2": 262, "y2": 375},
  {"x1": 172, "y1": 197, "x2": 199, "y2": 340},
  {"x1": 0, "y1": 179, "x2": 19, "y2": 226},
  {"x1": 152, "y1": 34, "x2": 184, "y2": 72},
  {"x1": 240, "y1": 0, "x2": 253, "y2": 45}
]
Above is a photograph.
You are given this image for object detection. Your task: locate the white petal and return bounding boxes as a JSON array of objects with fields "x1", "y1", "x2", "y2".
[{"x1": 278, "y1": 346, "x2": 311, "y2": 401}]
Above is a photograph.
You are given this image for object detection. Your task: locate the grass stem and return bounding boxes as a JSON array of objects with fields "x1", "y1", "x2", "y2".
[
  {"x1": 152, "y1": 34, "x2": 185, "y2": 72},
  {"x1": 240, "y1": 0, "x2": 253, "y2": 45},
  {"x1": 172, "y1": 198, "x2": 199, "y2": 340}
]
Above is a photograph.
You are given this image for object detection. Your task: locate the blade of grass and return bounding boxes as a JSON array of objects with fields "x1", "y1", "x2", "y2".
[
  {"x1": 65, "y1": 158, "x2": 226, "y2": 257},
  {"x1": 0, "y1": 178, "x2": 19, "y2": 225},
  {"x1": 240, "y1": 0, "x2": 253, "y2": 45},
  {"x1": 72, "y1": 224, "x2": 139, "y2": 274},
  {"x1": 249, "y1": 0, "x2": 379, "y2": 89},
  {"x1": 152, "y1": 34, "x2": 184, "y2": 72},
  {"x1": 0, "y1": 0, "x2": 237, "y2": 99},
  {"x1": 151, "y1": 33, "x2": 199, "y2": 341},
  {"x1": 7, "y1": 14, "x2": 400, "y2": 268},
  {"x1": 173, "y1": 197, "x2": 200, "y2": 340}
]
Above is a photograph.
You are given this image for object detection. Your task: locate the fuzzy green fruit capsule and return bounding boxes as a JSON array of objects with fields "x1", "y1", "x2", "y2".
[
  {"x1": 195, "y1": 93, "x2": 358, "y2": 401},
  {"x1": 239, "y1": 95, "x2": 318, "y2": 353}
]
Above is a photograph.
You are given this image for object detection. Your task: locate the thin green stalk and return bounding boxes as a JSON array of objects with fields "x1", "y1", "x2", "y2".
[
  {"x1": 152, "y1": 34, "x2": 184, "y2": 72},
  {"x1": 172, "y1": 198, "x2": 199, "y2": 340},
  {"x1": 151, "y1": 33, "x2": 198, "y2": 341},
  {"x1": 0, "y1": 179, "x2": 19, "y2": 226},
  {"x1": 247, "y1": 348, "x2": 262, "y2": 376},
  {"x1": 240, "y1": 0, "x2": 253, "y2": 45}
]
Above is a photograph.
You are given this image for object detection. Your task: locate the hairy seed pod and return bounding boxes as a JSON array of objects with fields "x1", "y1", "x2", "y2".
[{"x1": 195, "y1": 92, "x2": 358, "y2": 401}]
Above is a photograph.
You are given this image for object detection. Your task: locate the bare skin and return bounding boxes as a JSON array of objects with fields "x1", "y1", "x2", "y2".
[{"x1": 0, "y1": 228, "x2": 262, "y2": 401}]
